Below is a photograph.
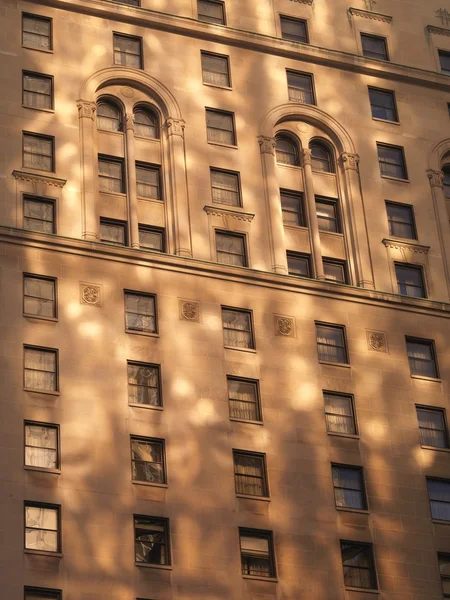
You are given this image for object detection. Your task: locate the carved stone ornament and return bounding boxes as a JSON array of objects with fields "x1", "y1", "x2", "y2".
[
  {"x1": 165, "y1": 117, "x2": 185, "y2": 137},
  {"x1": 436, "y1": 8, "x2": 450, "y2": 28},
  {"x1": 258, "y1": 136, "x2": 276, "y2": 155},
  {"x1": 80, "y1": 283, "x2": 101, "y2": 307},
  {"x1": 301, "y1": 148, "x2": 312, "y2": 166},
  {"x1": 382, "y1": 238, "x2": 430, "y2": 255},
  {"x1": 427, "y1": 25, "x2": 450, "y2": 37},
  {"x1": 348, "y1": 8, "x2": 392, "y2": 23},
  {"x1": 120, "y1": 86, "x2": 134, "y2": 98},
  {"x1": 274, "y1": 315, "x2": 295, "y2": 337},
  {"x1": 203, "y1": 205, "x2": 255, "y2": 222},
  {"x1": 339, "y1": 153, "x2": 360, "y2": 172},
  {"x1": 366, "y1": 330, "x2": 388, "y2": 353},
  {"x1": 179, "y1": 299, "x2": 200, "y2": 322},
  {"x1": 289, "y1": 0, "x2": 314, "y2": 4},
  {"x1": 125, "y1": 114, "x2": 135, "y2": 131},
  {"x1": 76, "y1": 99, "x2": 96, "y2": 120},
  {"x1": 12, "y1": 170, "x2": 66, "y2": 188},
  {"x1": 427, "y1": 169, "x2": 445, "y2": 188}
]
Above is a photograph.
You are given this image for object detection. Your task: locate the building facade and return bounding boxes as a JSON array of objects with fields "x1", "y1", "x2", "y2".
[{"x1": 1, "y1": 0, "x2": 450, "y2": 598}]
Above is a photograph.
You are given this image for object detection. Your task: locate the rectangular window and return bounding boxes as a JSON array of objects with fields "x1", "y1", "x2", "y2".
[
  {"x1": 24, "y1": 346, "x2": 57, "y2": 392},
  {"x1": 316, "y1": 197, "x2": 339, "y2": 233},
  {"x1": 139, "y1": 225, "x2": 165, "y2": 252},
  {"x1": 201, "y1": 51, "x2": 230, "y2": 87},
  {"x1": 386, "y1": 202, "x2": 416, "y2": 239},
  {"x1": 287, "y1": 252, "x2": 311, "y2": 277},
  {"x1": 323, "y1": 259, "x2": 347, "y2": 283},
  {"x1": 24, "y1": 274, "x2": 56, "y2": 319},
  {"x1": 210, "y1": 168, "x2": 241, "y2": 207},
  {"x1": 23, "y1": 195, "x2": 55, "y2": 234},
  {"x1": 406, "y1": 337, "x2": 438, "y2": 379},
  {"x1": 324, "y1": 392, "x2": 357, "y2": 436},
  {"x1": 280, "y1": 16, "x2": 308, "y2": 43},
  {"x1": 98, "y1": 156, "x2": 124, "y2": 194},
  {"x1": 113, "y1": 33, "x2": 142, "y2": 68},
  {"x1": 25, "y1": 587, "x2": 62, "y2": 600},
  {"x1": 23, "y1": 133, "x2": 54, "y2": 172},
  {"x1": 216, "y1": 231, "x2": 247, "y2": 267},
  {"x1": 206, "y1": 108, "x2": 236, "y2": 145},
  {"x1": 128, "y1": 361, "x2": 161, "y2": 407},
  {"x1": 227, "y1": 377, "x2": 261, "y2": 422},
  {"x1": 131, "y1": 436, "x2": 166, "y2": 484},
  {"x1": 24, "y1": 421, "x2": 59, "y2": 470},
  {"x1": 100, "y1": 218, "x2": 127, "y2": 246},
  {"x1": 198, "y1": 0, "x2": 225, "y2": 24},
  {"x1": 428, "y1": 478, "x2": 450, "y2": 521},
  {"x1": 136, "y1": 163, "x2": 160, "y2": 200},
  {"x1": 23, "y1": 72, "x2": 53, "y2": 110},
  {"x1": 25, "y1": 502, "x2": 60, "y2": 553},
  {"x1": 22, "y1": 14, "x2": 52, "y2": 51},
  {"x1": 439, "y1": 554, "x2": 450, "y2": 598},
  {"x1": 125, "y1": 291, "x2": 157, "y2": 334},
  {"x1": 222, "y1": 307, "x2": 254, "y2": 350},
  {"x1": 287, "y1": 70, "x2": 315, "y2": 104},
  {"x1": 332, "y1": 465, "x2": 367, "y2": 510},
  {"x1": 239, "y1": 529, "x2": 276, "y2": 578},
  {"x1": 134, "y1": 515, "x2": 170, "y2": 565},
  {"x1": 439, "y1": 50, "x2": 450, "y2": 75},
  {"x1": 281, "y1": 189, "x2": 305, "y2": 226},
  {"x1": 361, "y1": 33, "x2": 388, "y2": 60},
  {"x1": 316, "y1": 323, "x2": 348, "y2": 364},
  {"x1": 368, "y1": 87, "x2": 397, "y2": 122},
  {"x1": 416, "y1": 406, "x2": 449, "y2": 449},
  {"x1": 233, "y1": 451, "x2": 268, "y2": 497},
  {"x1": 395, "y1": 263, "x2": 426, "y2": 298},
  {"x1": 377, "y1": 143, "x2": 408, "y2": 180},
  {"x1": 340, "y1": 541, "x2": 377, "y2": 590}
]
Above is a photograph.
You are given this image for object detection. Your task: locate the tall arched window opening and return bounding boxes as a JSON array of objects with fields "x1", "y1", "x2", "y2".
[
  {"x1": 134, "y1": 108, "x2": 158, "y2": 139},
  {"x1": 97, "y1": 100, "x2": 122, "y2": 132},
  {"x1": 275, "y1": 135, "x2": 300, "y2": 166},
  {"x1": 310, "y1": 142, "x2": 334, "y2": 173}
]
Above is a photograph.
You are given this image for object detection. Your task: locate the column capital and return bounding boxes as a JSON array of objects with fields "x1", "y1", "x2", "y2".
[
  {"x1": 76, "y1": 99, "x2": 96, "y2": 120},
  {"x1": 258, "y1": 136, "x2": 276, "y2": 155},
  {"x1": 165, "y1": 117, "x2": 185, "y2": 137},
  {"x1": 427, "y1": 169, "x2": 444, "y2": 189},
  {"x1": 301, "y1": 148, "x2": 312, "y2": 166},
  {"x1": 339, "y1": 152, "x2": 360, "y2": 171},
  {"x1": 125, "y1": 114, "x2": 135, "y2": 132}
]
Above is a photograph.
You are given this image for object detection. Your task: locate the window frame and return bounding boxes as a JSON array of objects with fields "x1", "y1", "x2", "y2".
[
  {"x1": 24, "y1": 587, "x2": 62, "y2": 600},
  {"x1": 24, "y1": 501, "x2": 61, "y2": 555},
  {"x1": 315, "y1": 196, "x2": 340, "y2": 233},
  {"x1": 112, "y1": 32, "x2": 143, "y2": 69},
  {"x1": 23, "y1": 344, "x2": 59, "y2": 394},
  {"x1": 280, "y1": 15, "x2": 309, "y2": 44},
  {"x1": 22, "y1": 13, "x2": 53, "y2": 52},
  {"x1": 340, "y1": 540, "x2": 378, "y2": 591},
  {"x1": 315, "y1": 322, "x2": 349, "y2": 366},
  {"x1": 221, "y1": 306, "x2": 255, "y2": 351},
  {"x1": 368, "y1": 86, "x2": 398, "y2": 123},
  {"x1": 233, "y1": 450, "x2": 269, "y2": 498},
  {"x1": 286, "y1": 251, "x2": 311, "y2": 278},
  {"x1": 201, "y1": 51, "x2": 231, "y2": 88},
  {"x1": 23, "y1": 194, "x2": 56, "y2": 234},
  {"x1": 198, "y1": 0, "x2": 226, "y2": 25},
  {"x1": 332, "y1": 464, "x2": 368, "y2": 512},
  {"x1": 286, "y1": 69, "x2": 316, "y2": 105},
  {"x1": 427, "y1": 477, "x2": 450, "y2": 522},
  {"x1": 205, "y1": 107, "x2": 237, "y2": 147},
  {"x1": 124, "y1": 290, "x2": 158, "y2": 336},
  {"x1": 275, "y1": 134, "x2": 300, "y2": 167},
  {"x1": 215, "y1": 230, "x2": 248, "y2": 267},
  {"x1": 438, "y1": 50, "x2": 450, "y2": 75},
  {"x1": 280, "y1": 189, "x2": 305, "y2": 227},
  {"x1": 134, "y1": 514, "x2": 171, "y2": 566},
  {"x1": 130, "y1": 435, "x2": 167, "y2": 486},
  {"x1": 405, "y1": 336, "x2": 439, "y2": 380},
  {"x1": 22, "y1": 71, "x2": 54, "y2": 112},
  {"x1": 323, "y1": 391, "x2": 358, "y2": 437},
  {"x1": 210, "y1": 167, "x2": 242, "y2": 207},
  {"x1": 24, "y1": 420, "x2": 60, "y2": 473},
  {"x1": 127, "y1": 360, "x2": 163, "y2": 409},
  {"x1": 376, "y1": 142, "x2": 408, "y2": 181},
  {"x1": 135, "y1": 162, "x2": 161, "y2": 201},
  {"x1": 361, "y1": 33, "x2": 389, "y2": 61},
  {"x1": 416, "y1": 405, "x2": 449, "y2": 450},
  {"x1": 323, "y1": 258, "x2": 348, "y2": 284},
  {"x1": 133, "y1": 106, "x2": 159, "y2": 139},
  {"x1": 227, "y1": 376, "x2": 262, "y2": 423},
  {"x1": 138, "y1": 225, "x2": 166, "y2": 252},
  {"x1": 239, "y1": 527, "x2": 277, "y2": 580},
  {"x1": 98, "y1": 154, "x2": 125, "y2": 195},
  {"x1": 385, "y1": 201, "x2": 417, "y2": 240},
  {"x1": 23, "y1": 273, "x2": 57, "y2": 321},
  {"x1": 438, "y1": 552, "x2": 450, "y2": 598},
  {"x1": 99, "y1": 217, "x2": 128, "y2": 246},
  {"x1": 394, "y1": 262, "x2": 427, "y2": 298},
  {"x1": 23, "y1": 131, "x2": 55, "y2": 173},
  {"x1": 96, "y1": 99, "x2": 123, "y2": 133}
]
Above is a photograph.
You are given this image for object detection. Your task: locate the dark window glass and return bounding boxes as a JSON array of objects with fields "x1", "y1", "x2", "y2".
[
  {"x1": 310, "y1": 144, "x2": 333, "y2": 173},
  {"x1": 22, "y1": 14, "x2": 52, "y2": 51},
  {"x1": 324, "y1": 392, "x2": 357, "y2": 435},
  {"x1": 368, "y1": 88, "x2": 397, "y2": 121},
  {"x1": 287, "y1": 252, "x2": 311, "y2": 277},
  {"x1": 287, "y1": 71, "x2": 314, "y2": 104},
  {"x1": 281, "y1": 190, "x2": 305, "y2": 226},
  {"x1": 134, "y1": 516, "x2": 170, "y2": 565},
  {"x1": 443, "y1": 165, "x2": 450, "y2": 199},
  {"x1": 323, "y1": 259, "x2": 347, "y2": 283},
  {"x1": 439, "y1": 554, "x2": 450, "y2": 598},
  {"x1": 97, "y1": 101, "x2": 121, "y2": 132},
  {"x1": 24, "y1": 274, "x2": 56, "y2": 318},
  {"x1": 24, "y1": 502, "x2": 60, "y2": 553},
  {"x1": 24, "y1": 422, "x2": 59, "y2": 470},
  {"x1": 280, "y1": 16, "x2": 308, "y2": 43},
  {"x1": 439, "y1": 51, "x2": 450, "y2": 75},
  {"x1": 275, "y1": 136, "x2": 299, "y2": 166},
  {"x1": 416, "y1": 407, "x2": 448, "y2": 448},
  {"x1": 316, "y1": 197, "x2": 339, "y2": 232},
  {"x1": 234, "y1": 451, "x2": 268, "y2": 497},
  {"x1": 395, "y1": 264, "x2": 426, "y2": 298},
  {"x1": 25, "y1": 587, "x2": 62, "y2": 600},
  {"x1": 201, "y1": 52, "x2": 230, "y2": 87},
  {"x1": 428, "y1": 478, "x2": 450, "y2": 521},
  {"x1": 134, "y1": 109, "x2": 158, "y2": 138},
  {"x1": 100, "y1": 218, "x2": 127, "y2": 245},
  {"x1": 24, "y1": 346, "x2": 57, "y2": 392},
  {"x1": 139, "y1": 226, "x2": 165, "y2": 252},
  {"x1": 206, "y1": 109, "x2": 235, "y2": 145},
  {"x1": 98, "y1": 156, "x2": 124, "y2": 194},
  {"x1": 198, "y1": 0, "x2": 225, "y2": 24},
  {"x1": 377, "y1": 143, "x2": 407, "y2": 179},
  {"x1": 216, "y1": 232, "x2": 247, "y2": 267},
  {"x1": 136, "y1": 163, "x2": 160, "y2": 199},
  {"x1": 23, "y1": 72, "x2": 52, "y2": 110},
  {"x1": 113, "y1": 0, "x2": 140, "y2": 4},
  {"x1": 131, "y1": 436, "x2": 166, "y2": 484},
  {"x1": 113, "y1": 34, "x2": 142, "y2": 68},
  {"x1": 332, "y1": 465, "x2": 366, "y2": 510},
  {"x1": 406, "y1": 338, "x2": 438, "y2": 379},
  {"x1": 239, "y1": 529, "x2": 275, "y2": 578},
  {"x1": 386, "y1": 202, "x2": 416, "y2": 239},
  {"x1": 128, "y1": 361, "x2": 161, "y2": 406},
  {"x1": 227, "y1": 377, "x2": 261, "y2": 422},
  {"x1": 23, "y1": 133, "x2": 53, "y2": 172},
  {"x1": 24, "y1": 196, "x2": 55, "y2": 234},
  {"x1": 125, "y1": 291, "x2": 156, "y2": 334},
  {"x1": 340, "y1": 541, "x2": 377, "y2": 590},
  {"x1": 361, "y1": 34, "x2": 388, "y2": 60},
  {"x1": 316, "y1": 323, "x2": 348, "y2": 364},
  {"x1": 222, "y1": 308, "x2": 254, "y2": 349},
  {"x1": 210, "y1": 168, "x2": 241, "y2": 206}
]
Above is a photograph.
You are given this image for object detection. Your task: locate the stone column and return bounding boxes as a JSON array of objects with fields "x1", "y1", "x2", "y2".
[
  {"x1": 301, "y1": 148, "x2": 325, "y2": 280},
  {"x1": 339, "y1": 152, "x2": 375, "y2": 289},
  {"x1": 164, "y1": 117, "x2": 192, "y2": 258},
  {"x1": 77, "y1": 100, "x2": 98, "y2": 241},
  {"x1": 258, "y1": 137, "x2": 287, "y2": 274},
  {"x1": 125, "y1": 114, "x2": 139, "y2": 249},
  {"x1": 427, "y1": 169, "x2": 450, "y2": 298}
]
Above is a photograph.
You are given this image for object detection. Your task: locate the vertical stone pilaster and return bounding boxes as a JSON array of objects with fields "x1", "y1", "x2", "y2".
[
  {"x1": 77, "y1": 100, "x2": 98, "y2": 241},
  {"x1": 427, "y1": 169, "x2": 450, "y2": 299},
  {"x1": 301, "y1": 148, "x2": 325, "y2": 280},
  {"x1": 125, "y1": 114, "x2": 139, "y2": 249}
]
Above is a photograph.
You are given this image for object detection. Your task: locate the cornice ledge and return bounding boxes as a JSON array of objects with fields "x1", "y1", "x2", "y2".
[
  {"x1": 427, "y1": 25, "x2": 450, "y2": 37},
  {"x1": 349, "y1": 8, "x2": 392, "y2": 23},
  {"x1": 203, "y1": 205, "x2": 255, "y2": 222},
  {"x1": 289, "y1": 0, "x2": 314, "y2": 4},
  {"x1": 12, "y1": 170, "x2": 67, "y2": 188},
  {"x1": 382, "y1": 238, "x2": 430, "y2": 254}
]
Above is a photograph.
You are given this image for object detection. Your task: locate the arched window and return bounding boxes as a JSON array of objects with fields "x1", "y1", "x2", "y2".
[
  {"x1": 310, "y1": 143, "x2": 334, "y2": 173},
  {"x1": 443, "y1": 164, "x2": 450, "y2": 199},
  {"x1": 97, "y1": 100, "x2": 122, "y2": 132},
  {"x1": 134, "y1": 108, "x2": 158, "y2": 139},
  {"x1": 275, "y1": 135, "x2": 299, "y2": 166}
]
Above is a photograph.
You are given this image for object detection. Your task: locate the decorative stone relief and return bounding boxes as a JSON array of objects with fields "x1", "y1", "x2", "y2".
[
  {"x1": 165, "y1": 117, "x2": 185, "y2": 137},
  {"x1": 348, "y1": 7, "x2": 392, "y2": 23},
  {"x1": 382, "y1": 238, "x2": 430, "y2": 255},
  {"x1": 339, "y1": 153, "x2": 360, "y2": 172},
  {"x1": 76, "y1": 99, "x2": 96, "y2": 120},
  {"x1": 301, "y1": 148, "x2": 312, "y2": 166},
  {"x1": 289, "y1": 0, "x2": 314, "y2": 4},
  {"x1": 80, "y1": 283, "x2": 102, "y2": 307},
  {"x1": 125, "y1": 114, "x2": 135, "y2": 131},
  {"x1": 120, "y1": 86, "x2": 134, "y2": 98},
  {"x1": 436, "y1": 8, "x2": 450, "y2": 27},
  {"x1": 203, "y1": 205, "x2": 255, "y2": 222},
  {"x1": 274, "y1": 315, "x2": 296, "y2": 338},
  {"x1": 366, "y1": 330, "x2": 388, "y2": 353},
  {"x1": 427, "y1": 170, "x2": 445, "y2": 188},
  {"x1": 12, "y1": 170, "x2": 66, "y2": 188},
  {"x1": 179, "y1": 299, "x2": 200, "y2": 322},
  {"x1": 427, "y1": 25, "x2": 450, "y2": 37},
  {"x1": 258, "y1": 136, "x2": 276, "y2": 155}
]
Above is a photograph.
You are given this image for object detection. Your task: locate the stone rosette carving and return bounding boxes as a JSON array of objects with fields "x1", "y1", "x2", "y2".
[
  {"x1": 258, "y1": 136, "x2": 276, "y2": 155},
  {"x1": 339, "y1": 152, "x2": 360, "y2": 172},
  {"x1": 165, "y1": 117, "x2": 185, "y2": 137},
  {"x1": 179, "y1": 299, "x2": 200, "y2": 322},
  {"x1": 427, "y1": 169, "x2": 444, "y2": 189},
  {"x1": 274, "y1": 315, "x2": 295, "y2": 337},
  {"x1": 348, "y1": 8, "x2": 392, "y2": 23},
  {"x1": 76, "y1": 99, "x2": 96, "y2": 120},
  {"x1": 366, "y1": 330, "x2": 388, "y2": 353},
  {"x1": 80, "y1": 283, "x2": 101, "y2": 307}
]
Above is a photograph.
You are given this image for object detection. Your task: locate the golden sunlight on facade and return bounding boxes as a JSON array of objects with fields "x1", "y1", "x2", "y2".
[{"x1": 2, "y1": 0, "x2": 450, "y2": 598}]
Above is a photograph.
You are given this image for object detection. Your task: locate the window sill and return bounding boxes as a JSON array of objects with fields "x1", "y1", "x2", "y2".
[
  {"x1": 207, "y1": 141, "x2": 238, "y2": 149},
  {"x1": 128, "y1": 403, "x2": 164, "y2": 411},
  {"x1": 327, "y1": 432, "x2": 360, "y2": 440},
  {"x1": 345, "y1": 587, "x2": 378, "y2": 594},
  {"x1": 230, "y1": 417, "x2": 264, "y2": 426},
  {"x1": 420, "y1": 445, "x2": 450, "y2": 453},
  {"x1": 203, "y1": 82, "x2": 233, "y2": 91},
  {"x1": 372, "y1": 117, "x2": 400, "y2": 126},
  {"x1": 311, "y1": 169, "x2": 336, "y2": 177},
  {"x1": 132, "y1": 480, "x2": 168, "y2": 488},
  {"x1": 125, "y1": 329, "x2": 159, "y2": 338},
  {"x1": 99, "y1": 191, "x2": 127, "y2": 198},
  {"x1": 432, "y1": 519, "x2": 450, "y2": 525},
  {"x1": 237, "y1": 494, "x2": 270, "y2": 502},
  {"x1": 319, "y1": 361, "x2": 351, "y2": 369},
  {"x1": 283, "y1": 224, "x2": 309, "y2": 231},
  {"x1": 276, "y1": 163, "x2": 302, "y2": 170},
  {"x1": 21, "y1": 166, "x2": 55, "y2": 176},
  {"x1": 24, "y1": 388, "x2": 60, "y2": 397},
  {"x1": 97, "y1": 129, "x2": 123, "y2": 137},
  {"x1": 135, "y1": 562, "x2": 172, "y2": 570},
  {"x1": 137, "y1": 196, "x2": 163, "y2": 203},
  {"x1": 288, "y1": 98, "x2": 316, "y2": 107},
  {"x1": 318, "y1": 230, "x2": 344, "y2": 239},
  {"x1": 22, "y1": 45, "x2": 54, "y2": 54},
  {"x1": 22, "y1": 105, "x2": 55, "y2": 114},
  {"x1": 24, "y1": 550, "x2": 62, "y2": 558},
  {"x1": 336, "y1": 507, "x2": 369, "y2": 515},
  {"x1": 411, "y1": 375, "x2": 441, "y2": 383},
  {"x1": 380, "y1": 175, "x2": 410, "y2": 183},
  {"x1": 25, "y1": 466, "x2": 61, "y2": 475},
  {"x1": 134, "y1": 135, "x2": 160, "y2": 142},
  {"x1": 23, "y1": 314, "x2": 58, "y2": 323},
  {"x1": 242, "y1": 575, "x2": 277, "y2": 583},
  {"x1": 224, "y1": 346, "x2": 257, "y2": 354}
]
